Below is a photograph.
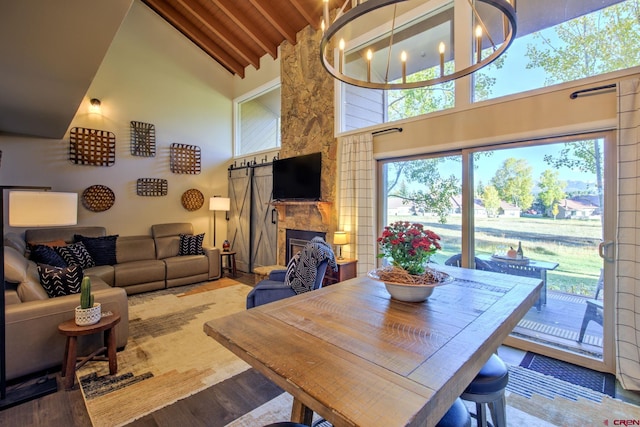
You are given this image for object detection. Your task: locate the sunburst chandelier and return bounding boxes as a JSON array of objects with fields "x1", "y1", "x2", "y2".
[{"x1": 320, "y1": 0, "x2": 517, "y2": 90}]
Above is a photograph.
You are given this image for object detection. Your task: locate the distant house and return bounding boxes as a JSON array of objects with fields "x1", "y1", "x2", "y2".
[
  {"x1": 449, "y1": 196, "x2": 488, "y2": 217},
  {"x1": 555, "y1": 198, "x2": 599, "y2": 219},
  {"x1": 498, "y1": 201, "x2": 521, "y2": 218},
  {"x1": 387, "y1": 197, "x2": 415, "y2": 216}
]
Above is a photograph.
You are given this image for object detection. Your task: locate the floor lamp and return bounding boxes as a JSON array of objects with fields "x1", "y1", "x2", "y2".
[
  {"x1": 0, "y1": 188, "x2": 78, "y2": 409},
  {"x1": 209, "y1": 196, "x2": 230, "y2": 248}
]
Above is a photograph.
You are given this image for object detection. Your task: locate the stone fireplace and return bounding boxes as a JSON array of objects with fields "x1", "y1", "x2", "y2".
[{"x1": 286, "y1": 229, "x2": 327, "y2": 263}]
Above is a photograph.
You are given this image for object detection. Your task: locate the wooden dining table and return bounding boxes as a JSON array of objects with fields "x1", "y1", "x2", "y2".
[{"x1": 203, "y1": 265, "x2": 542, "y2": 427}]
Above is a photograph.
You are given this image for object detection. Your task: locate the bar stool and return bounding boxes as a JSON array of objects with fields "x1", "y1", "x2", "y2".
[
  {"x1": 264, "y1": 423, "x2": 308, "y2": 427},
  {"x1": 265, "y1": 398, "x2": 470, "y2": 427},
  {"x1": 436, "y1": 398, "x2": 471, "y2": 427},
  {"x1": 461, "y1": 354, "x2": 509, "y2": 427}
]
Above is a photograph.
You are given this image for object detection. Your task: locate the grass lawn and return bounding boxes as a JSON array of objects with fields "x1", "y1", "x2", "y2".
[{"x1": 388, "y1": 214, "x2": 603, "y2": 296}]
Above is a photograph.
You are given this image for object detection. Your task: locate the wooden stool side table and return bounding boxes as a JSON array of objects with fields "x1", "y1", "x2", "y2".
[
  {"x1": 221, "y1": 250, "x2": 237, "y2": 277},
  {"x1": 58, "y1": 313, "x2": 121, "y2": 390}
]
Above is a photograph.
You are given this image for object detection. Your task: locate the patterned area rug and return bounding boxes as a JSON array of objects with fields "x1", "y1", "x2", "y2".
[{"x1": 78, "y1": 278, "x2": 252, "y2": 427}]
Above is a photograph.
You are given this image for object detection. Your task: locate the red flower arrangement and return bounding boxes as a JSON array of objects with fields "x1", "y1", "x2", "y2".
[{"x1": 377, "y1": 221, "x2": 441, "y2": 275}]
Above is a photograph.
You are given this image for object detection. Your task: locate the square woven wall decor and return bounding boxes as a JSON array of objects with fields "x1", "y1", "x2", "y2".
[
  {"x1": 136, "y1": 178, "x2": 168, "y2": 196},
  {"x1": 170, "y1": 143, "x2": 201, "y2": 174},
  {"x1": 130, "y1": 121, "x2": 156, "y2": 157},
  {"x1": 69, "y1": 127, "x2": 116, "y2": 166}
]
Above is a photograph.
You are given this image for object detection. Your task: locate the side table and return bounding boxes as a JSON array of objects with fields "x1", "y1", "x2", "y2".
[
  {"x1": 221, "y1": 250, "x2": 237, "y2": 277},
  {"x1": 58, "y1": 313, "x2": 121, "y2": 391},
  {"x1": 323, "y1": 258, "x2": 358, "y2": 286}
]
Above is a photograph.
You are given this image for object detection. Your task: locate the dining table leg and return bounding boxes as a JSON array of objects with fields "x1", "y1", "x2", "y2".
[{"x1": 291, "y1": 397, "x2": 314, "y2": 426}]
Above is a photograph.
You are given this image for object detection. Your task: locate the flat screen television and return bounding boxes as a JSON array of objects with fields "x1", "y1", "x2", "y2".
[{"x1": 272, "y1": 152, "x2": 321, "y2": 201}]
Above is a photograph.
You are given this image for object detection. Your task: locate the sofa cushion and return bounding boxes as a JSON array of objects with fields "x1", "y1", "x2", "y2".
[
  {"x1": 116, "y1": 236, "x2": 156, "y2": 263},
  {"x1": 75, "y1": 234, "x2": 118, "y2": 266},
  {"x1": 30, "y1": 244, "x2": 67, "y2": 268},
  {"x1": 114, "y1": 260, "x2": 166, "y2": 287},
  {"x1": 56, "y1": 242, "x2": 95, "y2": 269},
  {"x1": 4, "y1": 232, "x2": 27, "y2": 254},
  {"x1": 178, "y1": 233, "x2": 204, "y2": 256},
  {"x1": 17, "y1": 263, "x2": 50, "y2": 301},
  {"x1": 37, "y1": 264, "x2": 83, "y2": 298},
  {"x1": 4, "y1": 246, "x2": 29, "y2": 283}
]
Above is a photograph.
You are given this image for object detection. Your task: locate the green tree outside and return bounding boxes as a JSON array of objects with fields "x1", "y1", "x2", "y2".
[{"x1": 490, "y1": 158, "x2": 534, "y2": 210}]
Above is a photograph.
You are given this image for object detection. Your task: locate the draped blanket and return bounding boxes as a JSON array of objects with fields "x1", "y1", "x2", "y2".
[{"x1": 285, "y1": 237, "x2": 337, "y2": 295}]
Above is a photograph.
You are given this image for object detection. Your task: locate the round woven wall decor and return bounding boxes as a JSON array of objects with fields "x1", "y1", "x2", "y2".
[
  {"x1": 181, "y1": 188, "x2": 204, "y2": 211},
  {"x1": 82, "y1": 185, "x2": 115, "y2": 212}
]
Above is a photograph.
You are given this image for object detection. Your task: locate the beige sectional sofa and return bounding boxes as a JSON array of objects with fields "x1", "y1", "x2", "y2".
[{"x1": 3, "y1": 222, "x2": 221, "y2": 381}]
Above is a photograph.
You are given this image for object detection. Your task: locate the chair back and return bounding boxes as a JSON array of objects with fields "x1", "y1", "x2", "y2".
[
  {"x1": 594, "y1": 268, "x2": 604, "y2": 300},
  {"x1": 313, "y1": 259, "x2": 330, "y2": 290},
  {"x1": 444, "y1": 254, "x2": 497, "y2": 272}
]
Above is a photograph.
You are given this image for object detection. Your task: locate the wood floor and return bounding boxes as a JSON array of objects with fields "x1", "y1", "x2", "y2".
[{"x1": 0, "y1": 272, "x2": 267, "y2": 427}]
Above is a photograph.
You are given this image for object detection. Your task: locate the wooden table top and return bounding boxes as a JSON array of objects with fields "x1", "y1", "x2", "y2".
[{"x1": 203, "y1": 266, "x2": 542, "y2": 427}]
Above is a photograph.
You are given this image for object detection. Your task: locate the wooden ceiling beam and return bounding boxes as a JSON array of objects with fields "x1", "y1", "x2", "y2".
[
  {"x1": 175, "y1": 0, "x2": 261, "y2": 69},
  {"x1": 289, "y1": 0, "x2": 321, "y2": 30},
  {"x1": 249, "y1": 0, "x2": 297, "y2": 44},
  {"x1": 143, "y1": 0, "x2": 245, "y2": 77},
  {"x1": 211, "y1": 0, "x2": 279, "y2": 59}
]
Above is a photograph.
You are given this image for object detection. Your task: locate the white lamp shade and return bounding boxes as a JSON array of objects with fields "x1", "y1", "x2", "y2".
[
  {"x1": 333, "y1": 231, "x2": 348, "y2": 245},
  {"x1": 209, "y1": 197, "x2": 230, "y2": 211},
  {"x1": 9, "y1": 191, "x2": 78, "y2": 227}
]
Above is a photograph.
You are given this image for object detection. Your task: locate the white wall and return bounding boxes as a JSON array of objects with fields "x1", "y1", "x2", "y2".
[{"x1": 1, "y1": 1, "x2": 236, "y2": 241}]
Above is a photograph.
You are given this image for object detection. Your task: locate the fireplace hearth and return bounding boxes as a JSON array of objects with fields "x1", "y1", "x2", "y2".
[{"x1": 286, "y1": 229, "x2": 326, "y2": 263}]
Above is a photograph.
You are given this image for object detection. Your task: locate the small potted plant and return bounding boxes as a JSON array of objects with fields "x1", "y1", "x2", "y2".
[{"x1": 75, "y1": 276, "x2": 101, "y2": 326}]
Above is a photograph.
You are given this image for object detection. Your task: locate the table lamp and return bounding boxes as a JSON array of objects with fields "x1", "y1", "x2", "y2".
[
  {"x1": 1, "y1": 188, "x2": 78, "y2": 408},
  {"x1": 209, "y1": 196, "x2": 230, "y2": 247},
  {"x1": 333, "y1": 231, "x2": 348, "y2": 260}
]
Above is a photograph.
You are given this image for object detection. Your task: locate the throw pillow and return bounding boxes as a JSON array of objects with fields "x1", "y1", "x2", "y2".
[
  {"x1": 178, "y1": 233, "x2": 205, "y2": 256},
  {"x1": 284, "y1": 252, "x2": 300, "y2": 287},
  {"x1": 27, "y1": 239, "x2": 67, "y2": 248},
  {"x1": 30, "y1": 244, "x2": 67, "y2": 268},
  {"x1": 56, "y1": 242, "x2": 95, "y2": 269},
  {"x1": 37, "y1": 264, "x2": 83, "y2": 298},
  {"x1": 74, "y1": 234, "x2": 118, "y2": 266}
]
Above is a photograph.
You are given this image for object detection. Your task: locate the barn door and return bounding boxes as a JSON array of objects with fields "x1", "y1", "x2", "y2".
[
  {"x1": 228, "y1": 167, "x2": 251, "y2": 272},
  {"x1": 251, "y1": 164, "x2": 277, "y2": 270}
]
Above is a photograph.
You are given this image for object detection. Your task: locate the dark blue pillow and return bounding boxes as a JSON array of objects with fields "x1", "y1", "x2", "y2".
[
  {"x1": 30, "y1": 245, "x2": 67, "y2": 268},
  {"x1": 74, "y1": 234, "x2": 118, "y2": 266},
  {"x1": 37, "y1": 264, "x2": 83, "y2": 298}
]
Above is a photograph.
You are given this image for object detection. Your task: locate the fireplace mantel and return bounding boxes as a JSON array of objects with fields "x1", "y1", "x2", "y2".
[{"x1": 270, "y1": 201, "x2": 332, "y2": 223}]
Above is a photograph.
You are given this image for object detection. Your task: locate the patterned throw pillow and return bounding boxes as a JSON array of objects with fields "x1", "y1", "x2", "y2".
[
  {"x1": 56, "y1": 242, "x2": 95, "y2": 269},
  {"x1": 284, "y1": 253, "x2": 300, "y2": 287},
  {"x1": 37, "y1": 264, "x2": 83, "y2": 298},
  {"x1": 74, "y1": 234, "x2": 118, "y2": 266},
  {"x1": 30, "y1": 244, "x2": 67, "y2": 268},
  {"x1": 178, "y1": 233, "x2": 205, "y2": 256}
]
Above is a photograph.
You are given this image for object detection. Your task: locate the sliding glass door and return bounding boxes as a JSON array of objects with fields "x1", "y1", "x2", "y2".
[{"x1": 378, "y1": 132, "x2": 615, "y2": 372}]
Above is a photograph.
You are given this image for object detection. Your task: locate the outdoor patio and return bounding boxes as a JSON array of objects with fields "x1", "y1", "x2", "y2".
[{"x1": 513, "y1": 289, "x2": 604, "y2": 358}]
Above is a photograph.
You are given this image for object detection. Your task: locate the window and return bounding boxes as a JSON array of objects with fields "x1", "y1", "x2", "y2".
[
  {"x1": 473, "y1": 0, "x2": 640, "y2": 101},
  {"x1": 339, "y1": 0, "x2": 637, "y2": 132},
  {"x1": 234, "y1": 80, "x2": 281, "y2": 157},
  {"x1": 377, "y1": 132, "x2": 615, "y2": 366}
]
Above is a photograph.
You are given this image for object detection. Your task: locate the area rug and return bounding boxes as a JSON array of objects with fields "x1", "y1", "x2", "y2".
[
  {"x1": 77, "y1": 278, "x2": 253, "y2": 427},
  {"x1": 520, "y1": 351, "x2": 616, "y2": 397}
]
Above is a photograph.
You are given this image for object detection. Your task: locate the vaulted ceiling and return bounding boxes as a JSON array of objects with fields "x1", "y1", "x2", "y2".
[{"x1": 141, "y1": 0, "x2": 333, "y2": 78}]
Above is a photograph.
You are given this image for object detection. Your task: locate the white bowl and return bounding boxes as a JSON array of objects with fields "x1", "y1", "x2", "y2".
[{"x1": 383, "y1": 282, "x2": 436, "y2": 302}]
